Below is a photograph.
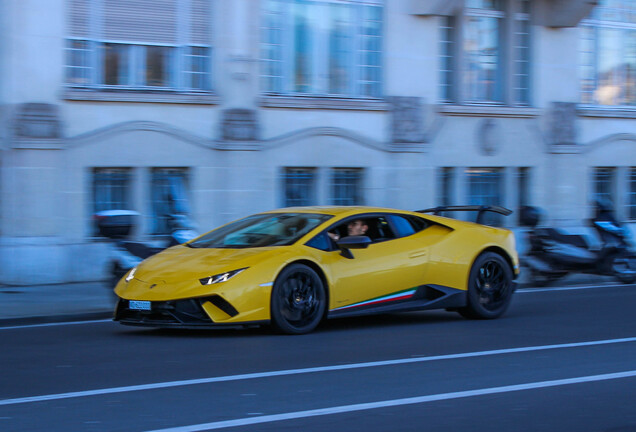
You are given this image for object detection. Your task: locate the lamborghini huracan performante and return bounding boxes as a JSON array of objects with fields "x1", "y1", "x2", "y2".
[{"x1": 114, "y1": 206, "x2": 520, "y2": 334}]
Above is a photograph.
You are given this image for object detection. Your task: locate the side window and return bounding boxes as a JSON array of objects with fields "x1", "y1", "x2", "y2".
[
  {"x1": 330, "y1": 216, "x2": 396, "y2": 243},
  {"x1": 370, "y1": 217, "x2": 395, "y2": 241},
  {"x1": 408, "y1": 215, "x2": 428, "y2": 232},
  {"x1": 390, "y1": 215, "x2": 416, "y2": 237},
  {"x1": 306, "y1": 232, "x2": 332, "y2": 252},
  {"x1": 389, "y1": 214, "x2": 429, "y2": 238}
]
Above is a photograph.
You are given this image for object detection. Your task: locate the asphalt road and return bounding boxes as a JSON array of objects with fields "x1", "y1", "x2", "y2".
[{"x1": 1, "y1": 284, "x2": 635, "y2": 432}]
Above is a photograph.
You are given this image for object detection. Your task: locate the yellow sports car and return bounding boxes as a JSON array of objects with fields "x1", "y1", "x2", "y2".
[{"x1": 114, "y1": 205, "x2": 520, "y2": 334}]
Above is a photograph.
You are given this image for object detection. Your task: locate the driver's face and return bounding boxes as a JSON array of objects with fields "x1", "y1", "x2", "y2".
[{"x1": 347, "y1": 220, "x2": 368, "y2": 236}]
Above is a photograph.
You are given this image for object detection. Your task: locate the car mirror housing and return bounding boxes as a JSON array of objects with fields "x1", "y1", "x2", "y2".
[{"x1": 337, "y1": 236, "x2": 371, "y2": 259}]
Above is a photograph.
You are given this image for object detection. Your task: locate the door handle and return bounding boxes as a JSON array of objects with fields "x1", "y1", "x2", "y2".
[{"x1": 409, "y1": 250, "x2": 427, "y2": 258}]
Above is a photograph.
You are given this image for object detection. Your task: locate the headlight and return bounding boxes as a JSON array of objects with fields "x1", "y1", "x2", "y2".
[
  {"x1": 199, "y1": 268, "x2": 247, "y2": 286},
  {"x1": 125, "y1": 267, "x2": 137, "y2": 283}
]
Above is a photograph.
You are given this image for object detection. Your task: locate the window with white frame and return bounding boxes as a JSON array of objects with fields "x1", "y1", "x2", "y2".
[
  {"x1": 330, "y1": 168, "x2": 363, "y2": 205},
  {"x1": 261, "y1": 0, "x2": 383, "y2": 98},
  {"x1": 516, "y1": 166, "x2": 531, "y2": 224},
  {"x1": 66, "y1": 0, "x2": 212, "y2": 92},
  {"x1": 467, "y1": 167, "x2": 504, "y2": 225},
  {"x1": 283, "y1": 168, "x2": 317, "y2": 207},
  {"x1": 151, "y1": 168, "x2": 191, "y2": 235},
  {"x1": 282, "y1": 167, "x2": 365, "y2": 207},
  {"x1": 592, "y1": 167, "x2": 617, "y2": 210},
  {"x1": 580, "y1": 1, "x2": 636, "y2": 106},
  {"x1": 92, "y1": 168, "x2": 132, "y2": 213},
  {"x1": 437, "y1": 167, "x2": 455, "y2": 217},
  {"x1": 438, "y1": 167, "x2": 455, "y2": 207},
  {"x1": 629, "y1": 168, "x2": 636, "y2": 219},
  {"x1": 439, "y1": 0, "x2": 531, "y2": 105}
]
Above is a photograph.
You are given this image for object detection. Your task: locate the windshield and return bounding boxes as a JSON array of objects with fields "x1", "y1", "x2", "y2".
[{"x1": 188, "y1": 213, "x2": 333, "y2": 248}]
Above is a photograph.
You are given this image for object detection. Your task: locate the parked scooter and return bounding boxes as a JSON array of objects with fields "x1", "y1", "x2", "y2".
[
  {"x1": 95, "y1": 209, "x2": 199, "y2": 287},
  {"x1": 519, "y1": 204, "x2": 636, "y2": 286}
]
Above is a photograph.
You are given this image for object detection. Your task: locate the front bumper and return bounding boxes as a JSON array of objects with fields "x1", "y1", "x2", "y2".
[{"x1": 114, "y1": 297, "x2": 266, "y2": 329}]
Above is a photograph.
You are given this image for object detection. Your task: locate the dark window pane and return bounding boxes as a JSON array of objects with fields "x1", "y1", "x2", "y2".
[
  {"x1": 629, "y1": 168, "x2": 636, "y2": 220},
  {"x1": 151, "y1": 168, "x2": 190, "y2": 235},
  {"x1": 593, "y1": 167, "x2": 616, "y2": 209},
  {"x1": 283, "y1": 168, "x2": 316, "y2": 207},
  {"x1": 93, "y1": 168, "x2": 132, "y2": 213},
  {"x1": 146, "y1": 46, "x2": 172, "y2": 87},
  {"x1": 331, "y1": 169, "x2": 363, "y2": 205},
  {"x1": 467, "y1": 168, "x2": 503, "y2": 226},
  {"x1": 103, "y1": 43, "x2": 129, "y2": 85}
]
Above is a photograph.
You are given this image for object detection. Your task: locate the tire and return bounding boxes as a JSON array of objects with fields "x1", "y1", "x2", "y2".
[
  {"x1": 611, "y1": 252, "x2": 636, "y2": 284},
  {"x1": 458, "y1": 252, "x2": 514, "y2": 320},
  {"x1": 270, "y1": 264, "x2": 326, "y2": 335}
]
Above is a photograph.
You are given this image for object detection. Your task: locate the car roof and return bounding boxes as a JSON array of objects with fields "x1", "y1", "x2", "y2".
[
  {"x1": 262, "y1": 206, "x2": 508, "y2": 232},
  {"x1": 263, "y1": 206, "x2": 417, "y2": 218}
]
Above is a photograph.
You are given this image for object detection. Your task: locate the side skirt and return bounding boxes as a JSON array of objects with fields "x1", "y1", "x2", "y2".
[{"x1": 327, "y1": 285, "x2": 467, "y2": 319}]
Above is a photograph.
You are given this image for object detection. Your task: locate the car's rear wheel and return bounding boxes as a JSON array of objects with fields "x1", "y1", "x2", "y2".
[
  {"x1": 458, "y1": 252, "x2": 513, "y2": 319},
  {"x1": 270, "y1": 264, "x2": 326, "y2": 335}
]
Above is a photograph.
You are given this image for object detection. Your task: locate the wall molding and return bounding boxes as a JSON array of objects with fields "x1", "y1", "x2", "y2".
[
  {"x1": 65, "y1": 121, "x2": 389, "y2": 153},
  {"x1": 577, "y1": 107, "x2": 636, "y2": 119},
  {"x1": 261, "y1": 126, "x2": 388, "y2": 152},
  {"x1": 581, "y1": 133, "x2": 636, "y2": 154},
  {"x1": 67, "y1": 120, "x2": 215, "y2": 150}
]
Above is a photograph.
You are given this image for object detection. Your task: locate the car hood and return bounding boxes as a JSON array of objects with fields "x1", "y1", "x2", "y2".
[{"x1": 131, "y1": 244, "x2": 283, "y2": 285}]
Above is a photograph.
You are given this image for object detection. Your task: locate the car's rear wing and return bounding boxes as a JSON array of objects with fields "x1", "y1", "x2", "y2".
[{"x1": 417, "y1": 205, "x2": 513, "y2": 225}]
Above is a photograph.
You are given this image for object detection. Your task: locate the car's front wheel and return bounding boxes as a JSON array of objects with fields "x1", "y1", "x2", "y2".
[
  {"x1": 459, "y1": 252, "x2": 514, "y2": 319},
  {"x1": 270, "y1": 264, "x2": 326, "y2": 335}
]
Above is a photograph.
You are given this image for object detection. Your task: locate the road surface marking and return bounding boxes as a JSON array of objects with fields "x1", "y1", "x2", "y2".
[
  {"x1": 517, "y1": 283, "x2": 635, "y2": 293},
  {"x1": 144, "y1": 370, "x2": 636, "y2": 432},
  {"x1": 1, "y1": 336, "x2": 635, "y2": 407},
  {"x1": 0, "y1": 319, "x2": 111, "y2": 330}
]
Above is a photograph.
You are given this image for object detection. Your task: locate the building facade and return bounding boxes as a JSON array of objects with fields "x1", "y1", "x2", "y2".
[{"x1": 0, "y1": 0, "x2": 635, "y2": 285}]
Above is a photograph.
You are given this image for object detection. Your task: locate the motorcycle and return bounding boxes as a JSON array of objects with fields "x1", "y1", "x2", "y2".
[
  {"x1": 519, "y1": 204, "x2": 636, "y2": 286},
  {"x1": 95, "y1": 209, "x2": 199, "y2": 287}
]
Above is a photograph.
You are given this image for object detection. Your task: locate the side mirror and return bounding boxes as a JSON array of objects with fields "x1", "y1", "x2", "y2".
[{"x1": 336, "y1": 235, "x2": 371, "y2": 259}]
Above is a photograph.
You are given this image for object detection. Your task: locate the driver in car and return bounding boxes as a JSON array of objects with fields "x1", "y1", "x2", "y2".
[{"x1": 328, "y1": 219, "x2": 368, "y2": 241}]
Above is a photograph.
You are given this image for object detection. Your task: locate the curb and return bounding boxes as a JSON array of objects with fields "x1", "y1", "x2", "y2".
[
  {"x1": 0, "y1": 276, "x2": 625, "y2": 328},
  {"x1": 0, "y1": 311, "x2": 113, "y2": 328}
]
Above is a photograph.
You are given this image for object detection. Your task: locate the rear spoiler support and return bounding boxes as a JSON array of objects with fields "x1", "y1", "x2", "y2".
[{"x1": 417, "y1": 205, "x2": 513, "y2": 225}]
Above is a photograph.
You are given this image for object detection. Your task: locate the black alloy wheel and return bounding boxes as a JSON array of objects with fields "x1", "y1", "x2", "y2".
[
  {"x1": 271, "y1": 264, "x2": 326, "y2": 335},
  {"x1": 459, "y1": 252, "x2": 514, "y2": 319}
]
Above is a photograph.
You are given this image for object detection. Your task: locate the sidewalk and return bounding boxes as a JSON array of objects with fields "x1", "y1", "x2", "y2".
[
  {"x1": 0, "y1": 272, "x2": 622, "y2": 327},
  {"x1": 0, "y1": 280, "x2": 117, "y2": 327}
]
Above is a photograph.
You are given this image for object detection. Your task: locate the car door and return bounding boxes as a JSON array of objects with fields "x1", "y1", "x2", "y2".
[{"x1": 318, "y1": 213, "x2": 430, "y2": 310}]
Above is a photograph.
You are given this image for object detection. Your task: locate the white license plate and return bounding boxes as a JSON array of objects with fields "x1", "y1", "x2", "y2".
[{"x1": 129, "y1": 300, "x2": 151, "y2": 311}]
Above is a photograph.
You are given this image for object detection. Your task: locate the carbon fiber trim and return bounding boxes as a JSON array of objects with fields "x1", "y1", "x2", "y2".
[{"x1": 327, "y1": 285, "x2": 467, "y2": 319}]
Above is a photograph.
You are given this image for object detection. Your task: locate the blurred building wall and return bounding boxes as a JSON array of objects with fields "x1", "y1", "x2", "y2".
[{"x1": 0, "y1": 0, "x2": 634, "y2": 285}]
